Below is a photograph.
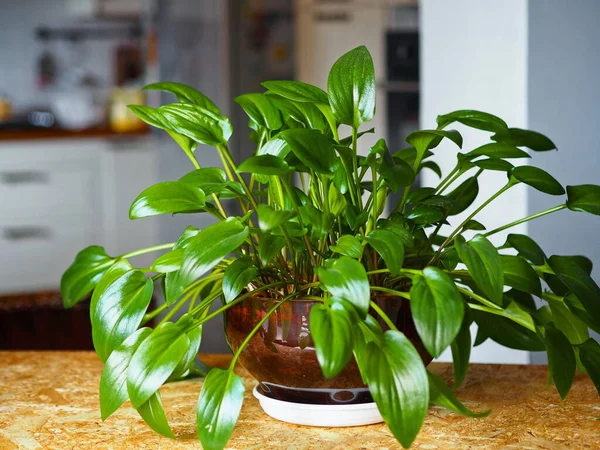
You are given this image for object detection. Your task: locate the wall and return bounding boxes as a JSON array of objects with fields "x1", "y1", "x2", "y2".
[
  {"x1": 527, "y1": 0, "x2": 600, "y2": 362},
  {"x1": 420, "y1": 0, "x2": 530, "y2": 363}
]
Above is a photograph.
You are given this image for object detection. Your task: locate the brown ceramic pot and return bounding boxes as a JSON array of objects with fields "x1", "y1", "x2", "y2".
[{"x1": 224, "y1": 293, "x2": 432, "y2": 405}]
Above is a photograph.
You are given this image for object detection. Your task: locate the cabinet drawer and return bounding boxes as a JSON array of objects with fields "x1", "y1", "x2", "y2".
[
  {"x1": 0, "y1": 215, "x2": 97, "y2": 294},
  {"x1": 0, "y1": 168, "x2": 95, "y2": 217}
]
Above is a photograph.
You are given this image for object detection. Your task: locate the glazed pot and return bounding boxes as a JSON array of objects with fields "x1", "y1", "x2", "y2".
[{"x1": 224, "y1": 294, "x2": 431, "y2": 405}]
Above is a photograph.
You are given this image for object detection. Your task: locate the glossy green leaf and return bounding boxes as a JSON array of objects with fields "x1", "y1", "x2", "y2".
[
  {"x1": 257, "y1": 204, "x2": 296, "y2": 231},
  {"x1": 447, "y1": 177, "x2": 479, "y2": 215},
  {"x1": 151, "y1": 249, "x2": 183, "y2": 273},
  {"x1": 511, "y1": 166, "x2": 565, "y2": 195},
  {"x1": 328, "y1": 183, "x2": 347, "y2": 215},
  {"x1": 235, "y1": 93, "x2": 282, "y2": 130},
  {"x1": 299, "y1": 205, "x2": 334, "y2": 240},
  {"x1": 467, "y1": 143, "x2": 530, "y2": 159},
  {"x1": 128, "y1": 105, "x2": 170, "y2": 130},
  {"x1": 167, "y1": 219, "x2": 249, "y2": 303},
  {"x1": 362, "y1": 331, "x2": 429, "y2": 448},
  {"x1": 92, "y1": 270, "x2": 154, "y2": 362},
  {"x1": 127, "y1": 322, "x2": 191, "y2": 408},
  {"x1": 491, "y1": 127, "x2": 556, "y2": 151},
  {"x1": 327, "y1": 45, "x2": 375, "y2": 128},
  {"x1": 365, "y1": 230, "x2": 405, "y2": 275},
  {"x1": 279, "y1": 128, "x2": 337, "y2": 175},
  {"x1": 310, "y1": 297, "x2": 356, "y2": 378},
  {"x1": 317, "y1": 256, "x2": 370, "y2": 318},
  {"x1": 456, "y1": 235, "x2": 504, "y2": 305},
  {"x1": 427, "y1": 370, "x2": 490, "y2": 417},
  {"x1": 262, "y1": 80, "x2": 329, "y2": 104},
  {"x1": 137, "y1": 392, "x2": 174, "y2": 439},
  {"x1": 406, "y1": 129, "x2": 463, "y2": 157},
  {"x1": 578, "y1": 339, "x2": 600, "y2": 395},
  {"x1": 173, "y1": 226, "x2": 201, "y2": 250},
  {"x1": 462, "y1": 220, "x2": 486, "y2": 231},
  {"x1": 197, "y1": 368, "x2": 245, "y2": 450},
  {"x1": 420, "y1": 160, "x2": 442, "y2": 178},
  {"x1": 450, "y1": 315, "x2": 471, "y2": 388},
  {"x1": 473, "y1": 157, "x2": 514, "y2": 172},
  {"x1": 406, "y1": 205, "x2": 446, "y2": 225},
  {"x1": 410, "y1": 267, "x2": 464, "y2": 358},
  {"x1": 566, "y1": 184, "x2": 600, "y2": 216},
  {"x1": 144, "y1": 81, "x2": 220, "y2": 113},
  {"x1": 545, "y1": 324, "x2": 576, "y2": 399},
  {"x1": 500, "y1": 255, "x2": 541, "y2": 295},
  {"x1": 61, "y1": 246, "x2": 115, "y2": 308},
  {"x1": 378, "y1": 145, "x2": 415, "y2": 191},
  {"x1": 129, "y1": 181, "x2": 206, "y2": 219},
  {"x1": 99, "y1": 327, "x2": 152, "y2": 420},
  {"x1": 223, "y1": 257, "x2": 258, "y2": 303},
  {"x1": 170, "y1": 315, "x2": 203, "y2": 380},
  {"x1": 330, "y1": 235, "x2": 363, "y2": 259},
  {"x1": 257, "y1": 232, "x2": 286, "y2": 266},
  {"x1": 437, "y1": 110, "x2": 509, "y2": 134},
  {"x1": 548, "y1": 299, "x2": 589, "y2": 345},
  {"x1": 179, "y1": 168, "x2": 243, "y2": 198},
  {"x1": 548, "y1": 255, "x2": 600, "y2": 329},
  {"x1": 564, "y1": 293, "x2": 600, "y2": 334},
  {"x1": 237, "y1": 155, "x2": 291, "y2": 177},
  {"x1": 159, "y1": 103, "x2": 233, "y2": 146},
  {"x1": 90, "y1": 259, "x2": 133, "y2": 323},
  {"x1": 505, "y1": 234, "x2": 546, "y2": 265}
]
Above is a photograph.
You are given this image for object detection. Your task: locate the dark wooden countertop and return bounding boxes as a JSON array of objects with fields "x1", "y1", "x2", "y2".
[
  {"x1": 0, "y1": 352, "x2": 598, "y2": 449},
  {"x1": 0, "y1": 126, "x2": 150, "y2": 142}
]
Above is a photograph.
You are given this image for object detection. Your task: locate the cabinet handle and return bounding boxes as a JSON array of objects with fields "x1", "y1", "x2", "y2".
[
  {"x1": 1, "y1": 171, "x2": 49, "y2": 184},
  {"x1": 313, "y1": 10, "x2": 352, "y2": 22},
  {"x1": 3, "y1": 227, "x2": 52, "y2": 241}
]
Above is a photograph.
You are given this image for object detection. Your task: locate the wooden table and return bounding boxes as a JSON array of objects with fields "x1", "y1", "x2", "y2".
[{"x1": 0, "y1": 352, "x2": 598, "y2": 449}]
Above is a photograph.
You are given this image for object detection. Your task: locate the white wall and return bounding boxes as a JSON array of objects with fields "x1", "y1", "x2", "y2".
[{"x1": 420, "y1": 0, "x2": 530, "y2": 364}]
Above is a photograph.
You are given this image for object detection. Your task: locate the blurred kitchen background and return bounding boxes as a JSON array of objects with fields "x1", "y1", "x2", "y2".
[{"x1": 0, "y1": 0, "x2": 598, "y2": 364}]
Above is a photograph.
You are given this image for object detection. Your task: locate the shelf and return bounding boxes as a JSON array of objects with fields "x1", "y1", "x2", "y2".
[{"x1": 0, "y1": 126, "x2": 150, "y2": 142}]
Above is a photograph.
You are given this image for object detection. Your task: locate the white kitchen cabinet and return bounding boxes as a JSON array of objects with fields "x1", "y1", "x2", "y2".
[
  {"x1": 66, "y1": 0, "x2": 149, "y2": 18},
  {"x1": 0, "y1": 136, "x2": 158, "y2": 294}
]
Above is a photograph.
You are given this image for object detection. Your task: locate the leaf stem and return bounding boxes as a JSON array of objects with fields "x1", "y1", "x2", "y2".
[
  {"x1": 456, "y1": 286, "x2": 502, "y2": 310},
  {"x1": 369, "y1": 300, "x2": 399, "y2": 331},
  {"x1": 120, "y1": 243, "x2": 174, "y2": 259},
  {"x1": 483, "y1": 204, "x2": 567, "y2": 238},
  {"x1": 369, "y1": 285, "x2": 411, "y2": 300}
]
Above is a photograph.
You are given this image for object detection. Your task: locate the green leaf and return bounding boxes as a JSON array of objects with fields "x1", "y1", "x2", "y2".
[
  {"x1": 548, "y1": 299, "x2": 589, "y2": 345},
  {"x1": 159, "y1": 103, "x2": 233, "y2": 146},
  {"x1": 197, "y1": 368, "x2": 245, "y2": 450},
  {"x1": 327, "y1": 45, "x2": 375, "y2": 128},
  {"x1": 237, "y1": 154, "x2": 291, "y2": 176},
  {"x1": 451, "y1": 316, "x2": 471, "y2": 388},
  {"x1": 578, "y1": 339, "x2": 600, "y2": 395},
  {"x1": 406, "y1": 129, "x2": 463, "y2": 157},
  {"x1": 328, "y1": 183, "x2": 347, "y2": 215},
  {"x1": 564, "y1": 294, "x2": 600, "y2": 334},
  {"x1": 548, "y1": 255, "x2": 600, "y2": 329},
  {"x1": 170, "y1": 315, "x2": 203, "y2": 380},
  {"x1": 173, "y1": 226, "x2": 201, "y2": 250},
  {"x1": 151, "y1": 249, "x2": 183, "y2": 273},
  {"x1": 279, "y1": 128, "x2": 337, "y2": 174},
  {"x1": 90, "y1": 259, "x2": 133, "y2": 323},
  {"x1": 257, "y1": 137, "x2": 290, "y2": 159},
  {"x1": 317, "y1": 256, "x2": 370, "y2": 318},
  {"x1": 473, "y1": 157, "x2": 514, "y2": 172},
  {"x1": 420, "y1": 160, "x2": 442, "y2": 178},
  {"x1": 467, "y1": 143, "x2": 530, "y2": 159},
  {"x1": 298, "y1": 205, "x2": 334, "y2": 240},
  {"x1": 99, "y1": 327, "x2": 152, "y2": 420},
  {"x1": 410, "y1": 267, "x2": 464, "y2": 358},
  {"x1": 406, "y1": 205, "x2": 446, "y2": 225},
  {"x1": 127, "y1": 322, "x2": 191, "y2": 408},
  {"x1": 492, "y1": 127, "x2": 556, "y2": 151},
  {"x1": 127, "y1": 105, "x2": 170, "y2": 129},
  {"x1": 447, "y1": 177, "x2": 479, "y2": 215},
  {"x1": 179, "y1": 168, "x2": 243, "y2": 198},
  {"x1": 330, "y1": 235, "x2": 363, "y2": 259},
  {"x1": 505, "y1": 234, "x2": 546, "y2": 265},
  {"x1": 456, "y1": 235, "x2": 504, "y2": 305},
  {"x1": 261, "y1": 80, "x2": 329, "y2": 104},
  {"x1": 257, "y1": 204, "x2": 296, "y2": 231},
  {"x1": 500, "y1": 255, "x2": 542, "y2": 295},
  {"x1": 428, "y1": 370, "x2": 490, "y2": 417},
  {"x1": 137, "y1": 392, "x2": 174, "y2": 439},
  {"x1": 462, "y1": 220, "x2": 486, "y2": 231},
  {"x1": 362, "y1": 331, "x2": 429, "y2": 448},
  {"x1": 364, "y1": 230, "x2": 405, "y2": 275},
  {"x1": 437, "y1": 110, "x2": 509, "y2": 134},
  {"x1": 129, "y1": 181, "x2": 206, "y2": 219},
  {"x1": 61, "y1": 246, "x2": 115, "y2": 308},
  {"x1": 235, "y1": 93, "x2": 282, "y2": 130},
  {"x1": 92, "y1": 270, "x2": 154, "y2": 362},
  {"x1": 223, "y1": 257, "x2": 258, "y2": 303},
  {"x1": 378, "y1": 144, "x2": 415, "y2": 191},
  {"x1": 310, "y1": 297, "x2": 356, "y2": 378},
  {"x1": 511, "y1": 166, "x2": 565, "y2": 195},
  {"x1": 566, "y1": 184, "x2": 600, "y2": 216},
  {"x1": 257, "y1": 232, "x2": 286, "y2": 266},
  {"x1": 167, "y1": 219, "x2": 249, "y2": 303},
  {"x1": 143, "y1": 81, "x2": 220, "y2": 113},
  {"x1": 545, "y1": 324, "x2": 576, "y2": 399}
]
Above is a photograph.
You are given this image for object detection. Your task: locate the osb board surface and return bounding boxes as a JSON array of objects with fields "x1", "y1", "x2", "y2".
[{"x1": 0, "y1": 352, "x2": 598, "y2": 450}]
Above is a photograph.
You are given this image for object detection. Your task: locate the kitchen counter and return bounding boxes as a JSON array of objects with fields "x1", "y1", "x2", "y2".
[
  {"x1": 0, "y1": 352, "x2": 598, "y2": 449},
  {"x1": 0, "y1": 126, "x2": 150, "y2": 142}
]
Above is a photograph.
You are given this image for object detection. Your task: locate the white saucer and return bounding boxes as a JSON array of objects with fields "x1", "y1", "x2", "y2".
[{"x1": 252, "y1": 385, "x2": 384, "y2": 427}]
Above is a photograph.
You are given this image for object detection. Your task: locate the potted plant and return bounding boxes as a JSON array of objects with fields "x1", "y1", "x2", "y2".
[{"x1": 62, "y1": 46, "x2": 600, "y2": 449}]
